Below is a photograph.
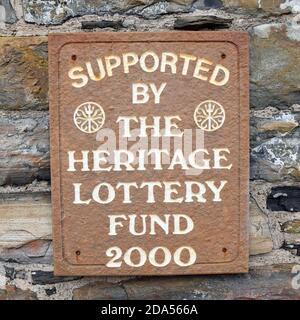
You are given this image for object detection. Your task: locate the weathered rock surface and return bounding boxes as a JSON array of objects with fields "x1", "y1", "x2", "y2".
[
  {"x1": 0, "y1": 263, "x2": 298, "y2": 300},
  {"x1": 192, "y1": 0, "x2": 223, "y2": 10},
  {"x1": 22, "y1": 0, "x2": 300, "y2": 26},
  {"x1": 282, "y1": 243, "x2": 300, "y2": 256},
  {"x1": 251, "y1": 108, "x2": 300, "y2": 141},
  {"x1": 0, "y1": 285, "x2": 37, "y2": 300},
  {"x1": 0, "y1": 37, "x2": 48, "y2": 111},
  {"x1": 250, "y1": 23, "x2": 300, "y2": 108},
  {"x1": 73, "y1": 282, "x2": 128, "y2": 300},
  {"x1": 223, "y1": 0, "x2": 294, "y2": 13},
  {"x1": 282, "y1": 219, "x2": 300, "y2": 233},
  {"x1": 174, "y1": 15, "x2": 232, "y2": 29},
  {"x1": 0, "y1": 111, "x2": 50, "y2": 186},
  {"x1": 45, "y1": 287, "x2": 57, "y2": 296},
  {"x1": 120, "y1": 264, "x2": 300, "y2": 299},
  {"x1": 0, "y1": 0, "x2": 17, "y2": 24},
  {"x1": 250, "y1": 199, "x2": 273, "y2": 255},
  {"x1": 0, "y1": 240, "x2": 53, "y2": 264},
  {"x1": 81, "y1": 19, "x2": 124, "y2": 30},
  {"x1": 23, "y1": 0, "x2": 192, "y2": 25},
  {"x1": 279, "y1": 0, "x2": 300, "y2": 13},
  {"x1": 267, "y1": 186, "x2": 300, "y2": 212},
  {"x1": 0, "y1": 193, "x2": 51, "y2": 249},
  {"x1": 257, "y1": 119, "x2": 298, "y2": 133},
  {"x1": 250, "y1": 108, "x2": 300, "y2": 182},
  {"x1": 31, "y1": 271, "x2": 81, "y2": 285},
  {"x1": 251, "y1": 137, "x2": 300, "y2": 182}
]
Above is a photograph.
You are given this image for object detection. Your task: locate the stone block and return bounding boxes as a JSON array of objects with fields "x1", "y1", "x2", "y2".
[
  {"x1": 250, "y1": 199, "x2": 273, "y2": 255},
  {"x1": 0, "y1": 110, "x2": 49, "y2": 185},
  {"x1": 0, "y1": 37, "x2": 48, "y2": 111},
  {"x1": 250, "y1": 23, "x2": 300, "y2": 108}
]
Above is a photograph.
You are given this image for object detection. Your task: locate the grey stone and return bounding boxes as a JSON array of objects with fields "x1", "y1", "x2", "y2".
[
  {"x1": 0, "y1": 0, "x2": 17, "y2": 23},
  {"x1": 283, "y1": 234, "x2": 300, "y2": 255},
  {"x1": 45, "y1": 287, "x2": 57, "y2": 296},
  {"x1": 126, "y1": 1, "x2": 191, "y2": 18},
  {"x1": 250, "y1": 23, "x2": 300, "y2": 108},
  {"x1": 250, "y1": 199, "x2": 273, "y2": 255},
  {"x1": 192, "y1": 0, "x2": 223, "y2": 9},
  {"x1": 0, "y1": 240, "x2": 53, "y2": 264},
  {"x1": 0, "y1": 181, "x2": 50, "y2": 196},
  {"x1": 4, "y1": 266, "x2": 15, "y2": 280},
  {"x1": 81, "y1": 19, "x2": 124, "y2": 29},
  {"x1": 251, "y1": 137, "x2": 300, "y2": 182},
  {"x1": 123, "y1": 264, "x2": 300, "y2": 299},
  {"x1": 31, "y1": 270, "x2": 81, "y2": 285},
  {"x1": 282, "y1": 243, "x2": 300, "y2": 256},
  {"x1": 73, "y1": 282, "x2": 128, "y2": 300},
  {"x1": 280, "y1": 0, "x2": 300, "y2": 13},
  {"x1": 267, "y1": 186, "x2": 300, "y2": 212},
  {"x1": 0, "y1": 110, "x2": 49, "y2": 186},
  {"x1": 174, "y1": 15, "x2": 232, "y2": 29},
  {"x1": 23, "y1": 0, "x2": 194, "y2": 25},
  {"x1": 5, "y1": 266, "x2": 26, "y2": 280},
  {"x1": 250, "y1": 108, "x2": 300, "y2": 150}
]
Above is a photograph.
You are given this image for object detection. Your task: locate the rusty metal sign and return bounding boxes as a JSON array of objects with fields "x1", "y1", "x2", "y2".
[{"x1": 49, "y1": 32, "x2": 249, "y2": 276}]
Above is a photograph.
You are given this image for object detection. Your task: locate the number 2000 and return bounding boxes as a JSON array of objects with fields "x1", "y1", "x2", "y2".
[{"x1": 106, "y1": 246, "x2": 197, "y2": 268}]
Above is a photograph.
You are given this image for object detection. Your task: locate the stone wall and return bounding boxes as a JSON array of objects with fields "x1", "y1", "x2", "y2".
[{"x1": 0, "y1": 0, "x2": 300, "y2": 300}]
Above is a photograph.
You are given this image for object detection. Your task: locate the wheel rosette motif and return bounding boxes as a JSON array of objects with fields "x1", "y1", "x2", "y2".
[
  {"x1": 194, "y1": 100, "x2": 225, "y2": 132},
  {"x1": 73, "y1": 102, "x2": 105, "y2": 134}
]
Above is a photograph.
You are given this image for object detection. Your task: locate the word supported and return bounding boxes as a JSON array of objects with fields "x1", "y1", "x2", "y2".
[{"x1": 68, "y1": 51, "x2": 230, "y2": 88}]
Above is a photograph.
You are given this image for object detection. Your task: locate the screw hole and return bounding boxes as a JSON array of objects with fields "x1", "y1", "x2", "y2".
[
  {"x1": 221, "y1": 53, "x2": 226, "y2": 59},
  {"x1": 71, "y1": 54, "x2": 77, "y2": 61},
  {"x1": 222, "y1": 248, "x2": 227, "y2": 253},
  {"x1": 75, "y1": 250, "x2": 81, "y2": 256}
]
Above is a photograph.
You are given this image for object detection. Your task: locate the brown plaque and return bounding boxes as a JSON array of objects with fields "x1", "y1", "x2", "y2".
[{"x1": 49, "y1": 32, "x2": 249, "y2": 276}]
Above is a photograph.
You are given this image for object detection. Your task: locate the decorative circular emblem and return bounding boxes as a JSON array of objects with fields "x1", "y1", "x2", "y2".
[
  {"x1": 73, "y1": 102, "x2": 105, "y2": 134},
  {"x1": 194, "y1": 100, "x2": 225, "y2": 132}
]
